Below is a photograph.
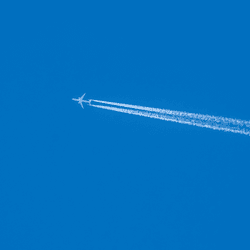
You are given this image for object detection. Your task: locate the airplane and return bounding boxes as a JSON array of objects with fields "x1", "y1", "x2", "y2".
[{"x1": 72, "y1": 94, "x2": 91, "y2": 109}]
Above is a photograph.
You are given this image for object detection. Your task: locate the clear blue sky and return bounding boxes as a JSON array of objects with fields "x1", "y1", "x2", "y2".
[{"x1": 1, "y1": 1, "x2": 250, "y2": 249}]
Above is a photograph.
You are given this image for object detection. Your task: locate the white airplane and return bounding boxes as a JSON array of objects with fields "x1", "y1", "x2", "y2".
[{"x1": 72, "y1": 94, "x2": 91, "y2": 109}]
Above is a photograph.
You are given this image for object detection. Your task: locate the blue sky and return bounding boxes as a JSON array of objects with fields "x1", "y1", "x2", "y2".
[{"x1": 1, "y1": 1, "x2": 250, "y2": 249}]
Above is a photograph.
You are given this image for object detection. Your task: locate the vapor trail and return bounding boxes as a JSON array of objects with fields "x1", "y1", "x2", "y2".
[
  {"x1": 91, "y1": 99, "x2": 250, "y2": 127},
  {"x1": 90, "y1": 102, "x2": 250, "y2": 136}
]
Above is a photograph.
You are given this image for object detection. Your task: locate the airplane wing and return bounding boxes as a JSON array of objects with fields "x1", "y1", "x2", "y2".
[
  {"x1": 80, "y1": 103, "x2": 84, "y2": 109},
  {"x1": 80, "y1": 93, "x2": 86, "y2": 99}
]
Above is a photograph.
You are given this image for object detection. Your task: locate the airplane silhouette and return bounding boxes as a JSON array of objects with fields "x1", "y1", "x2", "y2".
[{"x1": 72, "y1": 94, "x2": 91, "y2": 109}]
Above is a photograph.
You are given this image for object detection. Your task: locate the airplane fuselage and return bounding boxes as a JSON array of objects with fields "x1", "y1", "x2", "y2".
[{"x1": 72, "y1": 94, "x2": 91, "y2": 108}]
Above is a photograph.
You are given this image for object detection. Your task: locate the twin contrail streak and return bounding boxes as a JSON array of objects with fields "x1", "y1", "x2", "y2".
[{"x1": 89, "y1": 99, "x2": 250, "y2": 136}]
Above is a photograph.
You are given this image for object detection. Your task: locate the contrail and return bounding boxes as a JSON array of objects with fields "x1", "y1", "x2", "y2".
[
  {"x1": 89, "y1": 101, "x2": 250, "y2": 136},
  {"x1": 91, "y1": 99, "x2": 250, "y2": 127}
]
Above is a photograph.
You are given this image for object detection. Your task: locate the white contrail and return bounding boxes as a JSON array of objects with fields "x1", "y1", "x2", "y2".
[
  {"x1": 91, "y1": 99, "x2": 250, "y2": 127},
  {"x1": 89, "y1": 102, "x2": 250, "y2": 136}
]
